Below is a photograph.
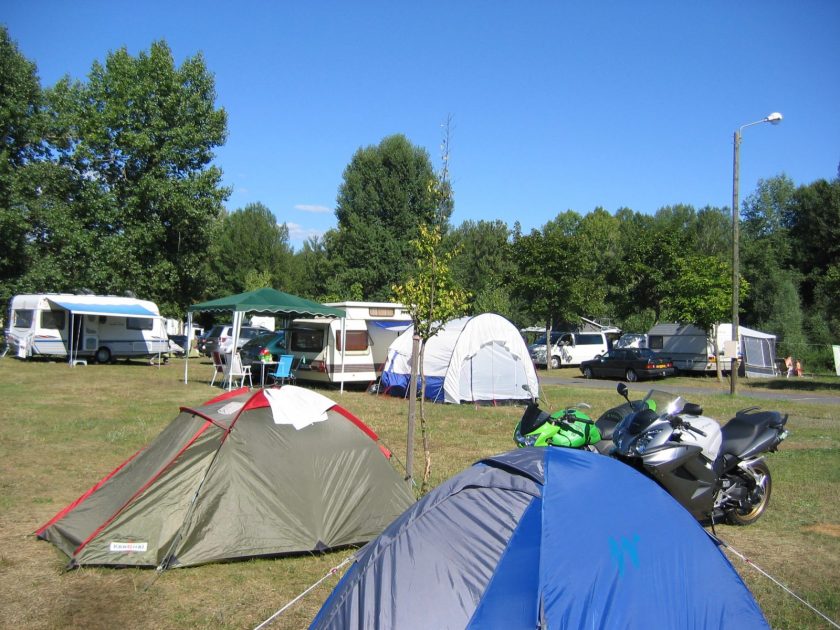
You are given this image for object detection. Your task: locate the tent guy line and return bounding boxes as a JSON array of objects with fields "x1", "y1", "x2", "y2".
[
  {"x1": 711, "y1": 533, "x2": 840, "y2": 629},
  {"x1": 253, "y1": 552, "x2": 357, "y2": 630}
]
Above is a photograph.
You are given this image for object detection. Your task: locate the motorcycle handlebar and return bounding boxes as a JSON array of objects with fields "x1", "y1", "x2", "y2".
[
  {"x1": 681, "y1": 419, "x2": 706, "y2": 437},
  {"x1": 676, "y1": 416, "x2": 706, "y2": 437},
  {"x1": 669, "y1": 415, "x2": 707, "y2": 437}
]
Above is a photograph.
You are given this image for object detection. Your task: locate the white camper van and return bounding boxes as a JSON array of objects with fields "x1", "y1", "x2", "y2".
[
  {"x1": 6, "y1": 293, "x2": 169, "y2": 363},
  {"x1": 289, "y1": 301, "x2": 412, "y2": 385},
  {"x1": 528, "y1": 331, "x2": 612, "y2": 368}
]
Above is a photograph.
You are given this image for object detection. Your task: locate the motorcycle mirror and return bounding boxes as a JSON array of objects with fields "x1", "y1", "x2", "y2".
[{"x1": 617, "y1": 383, "x2": 629, "y2": 400}]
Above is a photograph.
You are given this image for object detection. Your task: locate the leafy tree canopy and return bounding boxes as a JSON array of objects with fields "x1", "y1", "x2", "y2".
[
  {"x1": 210, "y1": 202, "x2": 293, "y2": 296},
  {"x1": 0, "y1": 26, "x2": 45, "y2": 305},
  {"x1": 11, "y1": 39, "x2": 229, "y2": 316},
  {"x1": 331, "y1": 134, "x2": 442, "y2": 300}
]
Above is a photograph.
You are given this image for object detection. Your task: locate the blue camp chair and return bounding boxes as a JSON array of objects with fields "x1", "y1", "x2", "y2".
[{"x1": 268, "y1": 354, "x2": 295, "y2": 386}]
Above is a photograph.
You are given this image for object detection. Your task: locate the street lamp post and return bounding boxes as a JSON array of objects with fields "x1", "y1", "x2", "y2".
[{"x1": 730, "y1": 112, "x2": 782, "y2": 395}]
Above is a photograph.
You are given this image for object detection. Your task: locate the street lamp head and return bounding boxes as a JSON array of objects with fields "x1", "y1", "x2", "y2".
[{"x1": 766, "y1": 112, "x2": 783, "y2": 125}]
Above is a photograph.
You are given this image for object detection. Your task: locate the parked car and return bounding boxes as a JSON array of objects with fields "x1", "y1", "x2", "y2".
[
  {"x1": 168, "y1": 334, "x2": 188, "y2": 356},
  {"x1": 241, "y1": 331, "x2": 287, "y2": 364},
  {"x1": 579, "y1": 347, "x2": 675, "y2": 382},
  {"x1": 527, "y1": 332, "x2": 562, "y2": 358},
  {"x1": 529, "y1": 331, "x2": 611, "y2": 368},
  {"x1": 195, "y1": 330, "x2": 212, "y2": 356},
  {"x1": 203, "y1": 325, "x2": 271, "y2": 357}
]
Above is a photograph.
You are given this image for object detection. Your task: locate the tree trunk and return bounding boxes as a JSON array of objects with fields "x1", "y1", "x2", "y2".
[
  {"x1": 406, "y1": 334, "x2": 420, "y2": 485},
  {"x1": 545, "y1": 321, "x2": 552, "y2": 371},
  {"x1": 419, "y1": 344, "x2": 432, "y2": 494}
]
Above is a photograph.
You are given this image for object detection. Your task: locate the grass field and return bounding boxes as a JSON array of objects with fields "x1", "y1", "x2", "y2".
[{"x1": 0, "y1": 356, "x2": 838, "y2": 629}]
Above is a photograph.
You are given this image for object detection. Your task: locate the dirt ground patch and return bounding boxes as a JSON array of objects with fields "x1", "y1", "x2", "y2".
[{"x1": 803, "y1": 523, "x2": 840, "y2": 538}]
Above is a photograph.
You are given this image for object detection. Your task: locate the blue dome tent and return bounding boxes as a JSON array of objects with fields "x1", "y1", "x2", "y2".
[{"x1": 311, "y1": 447, "x2": 768, "y2": 629}]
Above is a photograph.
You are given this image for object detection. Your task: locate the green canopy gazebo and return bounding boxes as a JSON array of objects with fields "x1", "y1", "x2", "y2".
[{"x1": 185, "y1": 288, "x2": 345, "y2": 387}]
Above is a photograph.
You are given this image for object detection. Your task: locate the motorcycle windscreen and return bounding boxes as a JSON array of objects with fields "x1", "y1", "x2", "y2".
[{"x1": 537, "y1": 450, "x2": 769, "y2": 629}]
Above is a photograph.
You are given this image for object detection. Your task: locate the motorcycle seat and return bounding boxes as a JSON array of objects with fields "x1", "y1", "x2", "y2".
[
  {"x1": 720, "y1": 410, "x2": 786, "y2": 457},
  {"x1": 595, "y1": 402, "x2": 636, "y2": 441}
]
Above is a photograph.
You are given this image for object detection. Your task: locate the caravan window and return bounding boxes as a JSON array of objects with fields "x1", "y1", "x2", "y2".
[
  {"x1": 336, "y1": 330, "x2": 368, "y2": 352},
  {"x1": 649, "y1": 336, "x2": 664, "y2": 350},
  {"x1": 290, "y1": 328, "x2": 325, "y2": 352},
  {"x1": 127, "y1": 317, "x2": 153, "y2": 331},
  {"x1": 40, "y1": 310, "x2": 65, "y2": 330},
  {"x1": 12, "y1": 309, "x2": 33, "y2": 328}
]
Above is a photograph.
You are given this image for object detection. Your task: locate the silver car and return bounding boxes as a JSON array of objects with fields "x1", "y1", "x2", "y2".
[{"x1": 203, "y1": 325, "x2": 271, "y2": 357}]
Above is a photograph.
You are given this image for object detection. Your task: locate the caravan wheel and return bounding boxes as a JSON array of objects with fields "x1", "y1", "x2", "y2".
[{"x1": 95, "y1": 347, "x2": 112, "y2": 364}]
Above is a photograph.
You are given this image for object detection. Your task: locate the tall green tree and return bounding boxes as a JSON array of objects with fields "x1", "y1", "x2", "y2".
[
  {"x1": 511, "y1": 214, "x2": 592, "y2": 367},
  {"x1": 740, "y1": 175, "x2": 801, "y2": 338},
  {"x1": 575, "y1": 207, "x2": 621, "y2": 319},
  {"x1": 613, "y1": 211, "x2": 678, "y2": 323},
  {"x1": 34, "y1": 40, "x2": 229, "y2": 315},
  {"x1": 447, "y1": 219, "x2": 515, "y2": 318},
  {"x1": 692, "y1": 206, "x2": 731, "y2": 260},
  {"x1": 511, "y1": 222, "x2": 577, "y2": 330},
  {"x1": 0, "y1": 27, "x2": 45, "y2": 308},
  {"x1": 787, "y1": 178, "x2": 840, "y2": 306},
  {"x1": 755, "y1": 267, "x2": 806, "y2": 358},
  {"x1": 662, "y1": 254, "x2": 739, "y2": 380},
  {"x1": 330, "y1": 134, "x2": 442, "y2": 301},
  {"x1": 291, "y1": 234, "x2": 332, "y2": 301},
  {"x1": 787, "y1": 177, "x2": 840, "y2": 352},
  {"x1": 210, "y1": 202, "x2": 294, "y2": 295}
]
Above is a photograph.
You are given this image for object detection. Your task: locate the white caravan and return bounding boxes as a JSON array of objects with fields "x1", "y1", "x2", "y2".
[
  {"x1": 646, "y1": 322, "x2": 778, "y2": 377},
  {"x1": 6, "y1": 293, "x2": 169, "y2": 363},
  {"x1": 289, "y1": 302, "x2": 412, "y2": 385}
]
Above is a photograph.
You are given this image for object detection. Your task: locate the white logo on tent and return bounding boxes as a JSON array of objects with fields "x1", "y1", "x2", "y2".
[{"x1": 109, "y1": 541, "x2": 148, "y2": 553}]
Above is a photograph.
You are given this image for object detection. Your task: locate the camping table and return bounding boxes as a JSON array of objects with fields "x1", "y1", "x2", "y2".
[{"x1": 257, "y1": 361, "x2": 278, "y2": 388}]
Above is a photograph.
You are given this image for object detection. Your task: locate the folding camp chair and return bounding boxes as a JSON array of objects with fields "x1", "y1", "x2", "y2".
[
  {"x1": 210, "y1": 352, "x2": 226, "y2": 387},
  {"x1": 224, "y1": 352, "x2": 253, "y2": 389},
  {"x1": 267, "y1": 354, "x2": 295, "y2": 386}
]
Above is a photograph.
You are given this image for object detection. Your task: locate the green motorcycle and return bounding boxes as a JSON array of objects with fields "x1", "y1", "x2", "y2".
[{"x1": 513, "y1": 401, "x2": 603, "y2": 449}]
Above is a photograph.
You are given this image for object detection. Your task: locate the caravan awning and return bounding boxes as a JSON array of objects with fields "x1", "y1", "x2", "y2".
[{"x1": 47, "y1": 299, "x2": 158, "y2": 319}]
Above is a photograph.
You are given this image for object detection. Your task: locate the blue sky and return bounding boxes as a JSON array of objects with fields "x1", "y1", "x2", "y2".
[{"x1": 4, "y1": 1, "x2": 839, "y2": 249}]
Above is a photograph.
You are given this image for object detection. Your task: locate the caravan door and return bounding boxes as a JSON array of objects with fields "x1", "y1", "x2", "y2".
[{"x1": 82, "y1": 315, "x2": 99, "y2": 356}]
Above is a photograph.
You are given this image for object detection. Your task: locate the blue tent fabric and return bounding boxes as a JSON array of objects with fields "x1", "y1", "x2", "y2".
[{"x1": 311, "y1": 448, "x2": 768, "y2": 630}]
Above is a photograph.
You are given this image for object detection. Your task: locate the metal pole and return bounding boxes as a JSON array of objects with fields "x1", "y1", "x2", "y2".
[{"x1": 730, "y1": 129, "x2": 741, "y2": 395}]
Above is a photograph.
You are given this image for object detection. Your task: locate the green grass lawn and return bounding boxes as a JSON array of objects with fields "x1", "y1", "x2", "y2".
[{"x1": 0, "y1": 357, "x2": 837, "y2": 629}]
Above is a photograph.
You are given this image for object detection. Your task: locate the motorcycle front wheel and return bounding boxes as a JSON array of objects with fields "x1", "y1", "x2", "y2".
[{"x1": 726, "y1": 461, "x2": 772, "y2": 526}]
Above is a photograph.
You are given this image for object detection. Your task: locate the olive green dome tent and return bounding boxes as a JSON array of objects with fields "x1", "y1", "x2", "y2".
[{"x1": 37, "y1": 386, "x2": 414, "y2": 569}]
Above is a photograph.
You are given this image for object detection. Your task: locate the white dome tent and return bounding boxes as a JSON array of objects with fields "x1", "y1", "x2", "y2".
[{"x1": 380, "y1": 313, "x2": 539, "y2": 404}]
